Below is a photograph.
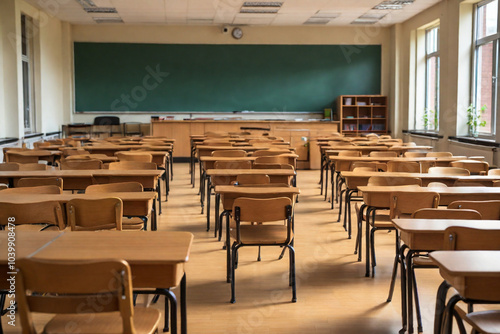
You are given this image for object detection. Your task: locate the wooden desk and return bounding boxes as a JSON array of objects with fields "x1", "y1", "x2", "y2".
[
  {"x1": 0, "y1": 170, "x2": 94, "y2": 190},
  {"x1": 203, "y1": 169, "x2": 296, "y2": 232},
  {"x1": 393, "y1": 219, "x2": 500, "y2": 334},
  {"x1": 5, "y1": 150, "x2": 61, "y2": 165},
  {"x1": 356, "y1": 186, "x2": 500, "y2": 278},
  {"x1": 430, "y1": 251, "x2": 500, "y2": 334},
  {"x1": 0, "y1": 192, "x2": 158, "y2": 230},
  {"x1": 0, "y1": 231, "x2": 193, "y2": 334}
]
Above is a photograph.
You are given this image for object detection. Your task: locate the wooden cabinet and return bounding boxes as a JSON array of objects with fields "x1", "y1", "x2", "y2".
[{"x1": 337, "y1": 95, "x2": 388, "y2": 136}]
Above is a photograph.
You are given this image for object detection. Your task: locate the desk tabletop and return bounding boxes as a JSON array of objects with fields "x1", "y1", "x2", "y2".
[
  {"x1": 393, "y1": 219, "x2": 500, "y2": 233},
  {"x1": 0, "y1": 231, "x2": 63, "y2": 261},
  {"x1": 328, "y1": 156, "x2": 464, "y2": 162},
  {"x1": 206, "y1": 169, "x2": 296, "y2": 176},
  {"x1": 32, "y1": 231, "x2": 193, "y2": 264},
  {"x1": 358, "y1": 185, "x2": 500, "y2": 194},
  {"x1": 0, "y1": 192, "x2": 157, "y2": 203},
  {"x1": 342, "y1": 171, "x2": 500, "y2": 181},
  {"x1": 430, "y1": 251, "x2": 500, "y2": 277},
  {"x1": 215, "y1": 185, "x2": 300, "y2": 195},
  {"x1": 200, "y1": 153, "x2": 298, "y2": 162}
]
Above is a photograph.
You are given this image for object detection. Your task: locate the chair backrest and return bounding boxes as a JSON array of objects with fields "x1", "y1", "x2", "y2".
[
  {"x1": 233, "y1": 197, "x2": 293, "y2": 244},
  {"x1": 0, "y1": 162, "x2": 20, "y2": 171},
  {"x1": 93, "y1": 116, "x2": 120, "y2": 125},
  {"x1": 86, "y1": 181, "x2": 143, "y2": 193},
  {"x1": 404, "y1": 152, "x2": 427, "y2": 158},
  {"x1": 1, "y1": 185, "x2": 62, "y2": 194},
  {"x1": 211, "y1": 150, "x2": 247, "y2": 157},
  {"x1": 214, "y1": 160, "x2": 252, "y2": 169},
  {"x1": 17, "y1": 258, "x2": 136, "y2": 334},
  {"x1": 62, "y1": 148, "x2": 88, "y2": 156},
  {"x1": 5, "y1": 152, "x2": 39, "y2": 164},
  {"x1": 488, "y1": 169, "x2": 500, "y2": 176},
  {"x1": 60, "y1": 159, "x2": 103, "y2": 170},
  {"x1": 254, "y1": 156, "x2": 290, "y2": 165},
  {"x1": 337, "y1": 150, "x2": 362, "y2": 157},
  {"x1": 251, "y1": 150, "x2": 291, "y2": 157},
  {"x1": 369, "y1": 151, "x2": 398, "y2": 157},
  {"x1": 426, "y1": 152, "x2": 453, "y2": 158},
  {"x1": 447, "y1": 200, "x2": 500, "y2": 220},
  {"x1": 116, "y1": 152, "x2": 153, "y2": 162},
  {"x1": 0, "y1": 201, "x2": 65, "y2": 230},
  {"x1": 427, "y1": 182, "x2": 448, "y2": 189},
  {"x1": 411, "y1": 208, "x2": 482, "y2": 220},
  {"x1": 387, "y1": 161, "x2": 420, "y2": 173},
  {"x1": 18, "y1": 163, "x2": 49, "y2": 171},
  {"x1": 390, "y1": 191, "x2": 440, "y2": 219},
  {"x1": 17, "y1": 177, "x2": 63, "y2": 189},
  {"x1": 443, "y1": 226, "x2": 500, "y2": 250},
  {"x1": 452, "y1": 179, "x2": 487, "y2": 187},
  {"x1": 253, "y1": 163, "x2": 294, "y2": 170},
  {"x1": 450, "y1": 160, "x2": 489, "y2": 175},
  {"x1": 202, "y1": 140, "x2": 232, "y2": 146},
  {"x1": 427, "y1": 167, "x2": 470, "y2": 176},
  {"x1": 368, "y1": 176, "x2": 422, "y2": 187},
  {"x1": 67, "y1": 197, "x2": 123, "y2": 231},
  {"x1": 108, "y1": 161, "x2": 157, "y2": 170},
  {"x1": 350, "y1": 162, "x2": 379, "y2": 172},
  {"x1": 235, "y1": 174, "x2": 270, "y2": 185}
]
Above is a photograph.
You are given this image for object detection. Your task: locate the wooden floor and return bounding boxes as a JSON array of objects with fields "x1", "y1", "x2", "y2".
[{"x1": 7, "y1": 163, "x2": 450, "y2": 333}]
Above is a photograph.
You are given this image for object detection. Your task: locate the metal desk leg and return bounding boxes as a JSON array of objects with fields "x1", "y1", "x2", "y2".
[
  {"x1": 206, "y1": 177, "x2": 211, "y2": 232},
  {"x1": 181, "y1": 274, "x2": 187, "y2": 334}
]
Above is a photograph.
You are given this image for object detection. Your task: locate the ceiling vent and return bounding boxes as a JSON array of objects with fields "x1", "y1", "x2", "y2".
[
  {"x1": 243, "y1": 2, "x2": 283, "y2": 7},
  {"x1": 84, "y1": 7, "x2": 117, "y2": 13},
  {"x1": 93, "y1": 17, "x2": 123, "y2": 23},
  {"x1": 373, "y1": 0, "x2": 414, "y2": 10},
  {"x1": 304, "y1": 18, "x2": 330, "y2": 25},
  {"x1": 241, "y1": 2, "x2": 282, "y2": 14}
]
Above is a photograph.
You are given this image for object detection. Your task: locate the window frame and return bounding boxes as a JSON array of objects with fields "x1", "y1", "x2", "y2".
[
  {"x1": 21, "y1": 13, "x2": 36, "y2": 134},
  {"x1": 471, "y1": 0, "x2": 499, "y2": 137},
  {"x1": 424, "y1": 25, "x2": 440, "y2": 131}
]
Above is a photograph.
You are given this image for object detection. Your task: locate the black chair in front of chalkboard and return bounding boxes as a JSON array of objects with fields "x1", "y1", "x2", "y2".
[{"x1": 92, "y1": 116, "x2": 122, "y2": 138}]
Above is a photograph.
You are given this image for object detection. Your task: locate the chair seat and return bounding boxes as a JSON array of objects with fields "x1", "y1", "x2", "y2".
[
  {"x1": 412, "y1": 256, "x2": 436, "y2": 267},
  {"x1": 44, "y1": 307, "x2": 161, "y2": 334},
  {"x1": 230, "y1": 224, "x2": 292, "y2": 245},
  {"x1": 365, "y1": 210, "x2": 393, "y2": 228},
  {"x1": 465, "y1": 310, "x2": 500, "y2": 334},
  {"x1": 122, "y1": 217, "x2": 145, "y2": 230}
]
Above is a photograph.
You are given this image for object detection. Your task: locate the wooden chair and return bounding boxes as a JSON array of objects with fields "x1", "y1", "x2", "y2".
[
  {"x1": 494, "y1": 180, "x2": 500, "y2": 187},
  {"x1": 253, "y1": 163, "x2": 294, "y2": 170},
  {"x1": 229, "y1": 197, "x2": 296, "y2": 303},
  {"x1": 86, "y1": 182, "x2": 146, "y2": 230},
  {"x1": 18, "y1": 163, "x2": 49, "y2": 171},
  {"x1": 251, "y1": 149, "x2": 291, "y2": 157},
  {"x1": 488, "y1": 168, "x2": 500, "y2": 175},
  {"x1": 0, "y1": 162, "x2": 19, "y2": 171},
  {"x1": 404, "y1": 152, "x2": 427, "y2": 158},
  {"x1": 17, "y1": 258, "x2": 161, "y2": 334},
  {"x1": 426, "y1": 152, "x2": 453, "y2": 158},
  {"x1": 17, "y1": 177, "x2": 63, "y2": 189},
  {"x1": 254, "y1": 155, "x2": 291, "y2": 165},
  {"x1": 213, "y1": 160, "x2": 252, "y2": 169},
  {"x1": 412, "y1": 208, "x2": 482, "y2": 220},
  {"x1": 387, "y1": 161, "x2": 420, "y2": 173},
  {"x1": 368, "y1": 176, "x2": 422, "y2": 187},
  {"x1": 448, "y1": 200, "x2": 500, "y2": 220},
  {"x1": 235, "y1": 174, "x2": 270, "y2": 185},
  {"x1": 369, "y1": 151, "x2": 398, "y2": 157},
  {"x1": 0, "y1": 201, "x2": 65, "y2": 230},
  {"x1": 202, "y1": 139, "x2": 232, "y2": 146},
  {"x1": 427, "y1": 182, "x2": 448, "y2": 189},
  {"x1": 450, "y1": 159, "x2": 489, "y2": 175},
  {"x1": 67, "y1": 197, "x2": 123, "y2": 231},
  {"x1": 211, "y1": 150, "x2": 247, "y2": 157},
  {"x1": 0, "y1": 185, "x2": 62, "y2": 194},
  {"x1": 439, "y1": 227, "x2": 500, "y2": 334},
  {"x1": 109, "y1": 161, "x2": 157, "y2": 170},
  {"x1": 351, "y1": 162, "x2": 380, "y2": 172},
  {"x1": 60, "y1": 159, "x2": 103, "y2": 170},
  {"x1": 428, "y1": 167, "x2": 470, "y2": 176},
  {"x1": 116, "y1": 152, "x2": 153, "y2": 162}
]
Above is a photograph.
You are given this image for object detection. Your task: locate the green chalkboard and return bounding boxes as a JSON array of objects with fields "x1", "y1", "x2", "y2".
[{"x1": 74, "y1": 42, "x2": 381, "y2": 112}]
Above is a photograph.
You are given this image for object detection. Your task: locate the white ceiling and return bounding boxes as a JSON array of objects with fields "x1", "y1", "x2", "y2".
[{"x1": 25, "y1": 0, "x2": 441, "y2": 26}]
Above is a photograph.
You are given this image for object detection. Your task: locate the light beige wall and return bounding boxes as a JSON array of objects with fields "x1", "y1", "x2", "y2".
[
  {"x1": 70, "y1": 24, "x2": 392, "y2": 124},
  {"x1": 0, "y1": 0, "x2": 66, "y2": 138}
]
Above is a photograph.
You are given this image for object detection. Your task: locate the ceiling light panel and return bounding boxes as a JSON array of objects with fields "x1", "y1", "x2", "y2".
[
  {"x1": 93, "y1": 17, "x2": 123, "y2": 23},
  {"x1": 84, "y1": 7, "x2": 117, "y2": 13},
  {"x1": 242, "y1": 2, "x2": 283, "y2": 7},
  {"x1": 240, "y1": 8, "x2": 280, "y2": 13}
]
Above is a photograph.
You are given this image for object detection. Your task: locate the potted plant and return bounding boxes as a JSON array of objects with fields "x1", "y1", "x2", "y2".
[
  {"x1": 466, "y1": 104, "x2": 487, "y2": 137},
  {"x1": 422, "y1": 108, "x2": 437, "y2": 131}
]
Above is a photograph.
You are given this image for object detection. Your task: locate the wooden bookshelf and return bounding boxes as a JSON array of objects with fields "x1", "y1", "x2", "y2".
[{"x1": 336, "y1": 95, "x2": 388, "y2": 136}]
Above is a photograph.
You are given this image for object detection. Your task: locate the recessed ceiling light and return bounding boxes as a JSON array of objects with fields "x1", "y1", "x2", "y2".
[
  {"x1": 242, "y1": 2, "x2": 283, "y2": 7},
  {"x1": 84, "y1": 7, "x2": 117, "y2": 13},
  {"x1": 312, "y1": 10, "x2": 341, "y2": 19},
  {"x1": 304, "y1": 18, "x2": 330, "y2": 25},
  {"x1": 359, "y1": 13, "x2": 386, "y2": 20},
  {"x1": 351, "y1": 18, "x2": 378, "y2": 24},
  {"x1": 373, "y1": 0, "x2": 414, "y2": 10},
  {"x1": 76, "y1": 0, "x2": 96, "y2": 7},
  {"x1": 240, "y1": 8, "x2": 279, "y2": 13},
  {"x1": 93, "y1": 17, "x2": 123, "y2": 23}
]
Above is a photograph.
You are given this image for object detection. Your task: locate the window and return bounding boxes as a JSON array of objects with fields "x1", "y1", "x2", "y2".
[
  {"x1": 424, "y1": 26, "x2": 440, "y2": 131},
  {"x1": 472, "y1": 0, "x2": 499, "y2": 135},
  {"x1": 21, "y1": 14, "x2": 35, "y2": 134}
]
